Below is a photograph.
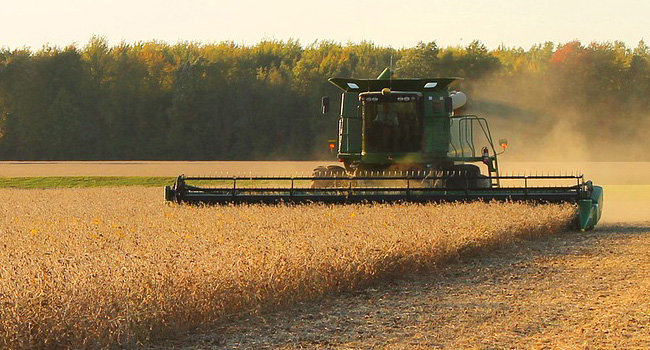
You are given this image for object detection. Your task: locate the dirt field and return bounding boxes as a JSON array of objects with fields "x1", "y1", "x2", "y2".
[
  {"x1": 158, "y1": 223, "x2": 650, "y2": 349},
  {"x1": 1, "y1": 161, "x2": 648, "y2": 184}
]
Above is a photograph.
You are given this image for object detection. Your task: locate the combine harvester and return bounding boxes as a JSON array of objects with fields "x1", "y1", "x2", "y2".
[{"x1": 165, "y1": 69, "x2": 603, "y2": 231}]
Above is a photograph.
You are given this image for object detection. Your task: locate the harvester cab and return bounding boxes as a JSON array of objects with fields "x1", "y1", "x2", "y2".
[
  {"x1": 165, "y1": 68, "x2": 603, "y2": 231},
  {"x1": 324, "y1": 68, "x2": 501, "y2": 184}
]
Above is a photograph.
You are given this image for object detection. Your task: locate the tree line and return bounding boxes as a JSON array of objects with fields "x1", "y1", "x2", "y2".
[{"x1": 1, "y1": 37, "x2": 649, "y2": 160}]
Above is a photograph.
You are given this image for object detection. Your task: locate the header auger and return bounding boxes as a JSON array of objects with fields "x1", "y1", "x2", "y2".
[{"x1": 165, "y1": 68, "x2": 603, "y2": 231}]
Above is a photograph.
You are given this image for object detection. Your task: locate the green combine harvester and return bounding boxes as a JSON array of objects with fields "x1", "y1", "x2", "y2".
[{"x1": 165, "y1": 69, "x2": 603, "y2": 231}]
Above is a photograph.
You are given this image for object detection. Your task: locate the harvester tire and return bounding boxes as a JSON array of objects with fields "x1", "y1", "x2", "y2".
[
  {"x1": 476, "y1": 175, "x2": 491, "y2": 188},
  {"x1": 311, "y1": 166, "x2": 347, "y2": 188},
  {"x1": 310, "y1": 166, "x2": 329, "y2": 188},
  {"x1": 444, "y1": 164, "x2": 482, "y2": 189},
  {"x1": 327, "y1": 165, "x2": 348, "y2": 188}
]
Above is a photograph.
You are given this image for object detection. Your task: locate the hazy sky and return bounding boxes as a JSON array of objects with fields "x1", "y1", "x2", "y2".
[{"x1": 2, "y1": 0, "x2": 649, "y2": 50}]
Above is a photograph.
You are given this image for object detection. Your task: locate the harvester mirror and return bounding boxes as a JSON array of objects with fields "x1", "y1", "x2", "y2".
[{"x1": 321, "y1": 96, "x2": 330, "y2": 114}]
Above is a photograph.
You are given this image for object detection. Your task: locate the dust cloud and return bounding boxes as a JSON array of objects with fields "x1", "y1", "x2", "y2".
[
  {"x1": 466, "y1": 74, "x2": 650, "y2": 163},
  {"x1": 463, "y1": 74, "x2": 650, "y2": 223}
]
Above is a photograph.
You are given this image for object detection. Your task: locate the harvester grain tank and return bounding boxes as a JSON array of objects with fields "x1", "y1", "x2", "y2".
[{"x1": 165, "y1": 69, "x2": 603, "y2": 231}]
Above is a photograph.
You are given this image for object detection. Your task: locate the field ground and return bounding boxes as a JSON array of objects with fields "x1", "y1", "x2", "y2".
[
  {"x1": 600, "y1": 185, "x2": 650, "y2": 223},
  {"x1": 1, "y1": 161, "x2": 649, "y2": 184},
  {"x1": 152, "y1": 222, "x2": 650, "y2": 349},
  {"x1": 0, "y1": 176, "x2": 173, "y2": 188},
  {"x1": 0, "y1": 161, "x2": 339, "y2": 177},
  {"x1": 0, "y1": 188, "x2": 573, "y2": 349},
  {"x1": 1, "y1": 161, "x2": 648, "y2": 348}
]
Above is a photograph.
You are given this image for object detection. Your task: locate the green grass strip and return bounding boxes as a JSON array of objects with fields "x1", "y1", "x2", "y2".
[{"x1": 0, "y1": 177, "x2": 174, "y2": 189}]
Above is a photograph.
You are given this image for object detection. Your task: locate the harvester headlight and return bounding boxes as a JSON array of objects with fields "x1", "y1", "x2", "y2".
[
  {"x1": 404, "y1": 96, "x2": 411, "y2": 102},
  {"x1": 397, "y1": 97, "x2": 404, "y2": 101},
  {"x1": 372, "y1": 97, "x2": 379, "y2": 102}
]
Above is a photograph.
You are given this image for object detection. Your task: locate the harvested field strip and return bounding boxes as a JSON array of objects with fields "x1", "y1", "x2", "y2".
[
  {"x1": 0, "y1": 188, "x2": 575, "y2": 349},
  {"x1": 184, "y1": 224, "x2": 650, "y2": 349}
]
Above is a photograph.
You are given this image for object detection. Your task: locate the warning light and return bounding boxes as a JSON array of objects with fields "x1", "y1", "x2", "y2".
[
  {"x1": 499, "y1": 138, "x2": 508, "y2": 150},
  {"x1": 500, "y1": 143, "x2": 508, "y2": 149},
  {"x1": 327, "y1": 139, "x2": 337, "y2": 154}
]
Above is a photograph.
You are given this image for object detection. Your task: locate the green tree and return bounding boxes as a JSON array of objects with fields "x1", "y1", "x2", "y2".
[{"x1": 397, "y1": 41, "x2": 440, "y2": 77}]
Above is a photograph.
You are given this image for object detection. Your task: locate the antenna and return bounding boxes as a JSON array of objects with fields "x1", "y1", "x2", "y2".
[{"x1": 389, "y1": 55, "x2": 393, "y2": 89}]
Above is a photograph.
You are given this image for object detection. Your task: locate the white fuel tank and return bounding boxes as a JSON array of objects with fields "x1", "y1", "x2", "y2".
[{"x1": 450, "y1": 91, "x2": 467, "y2": 110}]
